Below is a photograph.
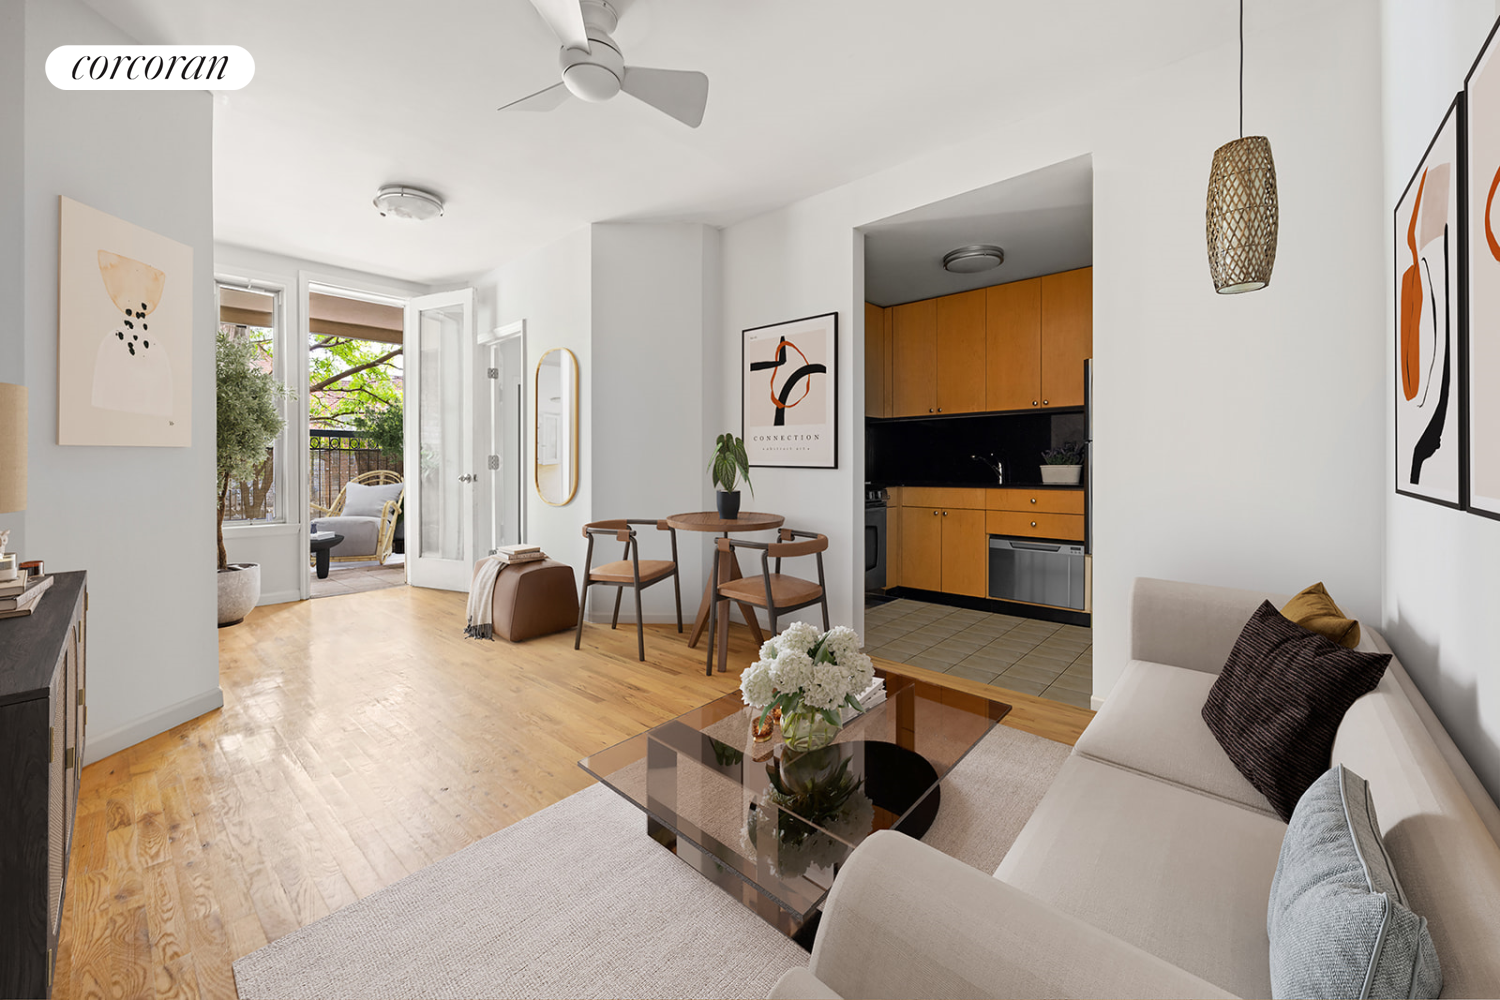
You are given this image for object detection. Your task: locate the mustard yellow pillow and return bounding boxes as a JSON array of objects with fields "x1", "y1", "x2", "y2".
[{"x1": 1281, "y1": 583, "x2": 1361, "y2": 649}]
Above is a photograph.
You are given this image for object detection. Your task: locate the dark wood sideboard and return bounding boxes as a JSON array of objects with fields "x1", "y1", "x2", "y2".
[{"x1": 0, "y1": 571, "x2": 87, "y2": 999}]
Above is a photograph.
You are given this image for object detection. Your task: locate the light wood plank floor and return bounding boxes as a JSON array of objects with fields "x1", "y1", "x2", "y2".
[{"x1": 54, "y1": 585, "x2": 1093, "y2": 1000}]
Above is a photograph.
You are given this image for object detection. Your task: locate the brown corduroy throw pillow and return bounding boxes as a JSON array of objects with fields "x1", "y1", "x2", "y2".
[
  {"x1": 1281, "y1": 582, "x2": 1361, "y2": 649},
  {"x1": 1202, "y1": 601, "x2": 1391, "y2": 821}
]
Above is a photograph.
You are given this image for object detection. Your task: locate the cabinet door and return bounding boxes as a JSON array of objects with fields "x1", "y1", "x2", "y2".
[
  {"x1": 891, "y1": 299, "x2": 937, "y2": 417},
  {"x1": 1041, "y1": 267, "x2": 1092, "y2": 408},
  {"x1": 935, "y1": 289, "x2": 986, "y2": 414},
  {"x1": 900, "y1": 506, "x2": 943, "y2": 592},
  {"x1": 886, "y1": 494, "x2": 901, "y2": 588},
  {"x1": 986, "y1": 279, "x2": 1042, "y2": 411},
  {"x1": 941, "y1": 508, "x2": 987, "y2": 598},
  {"x1": 864, "y1": 302, "x2": 886, "y2": 418}
]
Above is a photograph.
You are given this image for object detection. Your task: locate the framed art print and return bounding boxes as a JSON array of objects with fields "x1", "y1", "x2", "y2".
[
  {"x1": 742, "y1": 312, "x2": 837, "y2": 469},
  {"x1": 1394, "y1": 95, "x2": 1466, "y2": 509},
  {"x1": 1467, "y1": 15, "x2": 1500, "y2": 519},
  {"x1": 58, "y1": 196, "x2": 194, "y2": 446}
]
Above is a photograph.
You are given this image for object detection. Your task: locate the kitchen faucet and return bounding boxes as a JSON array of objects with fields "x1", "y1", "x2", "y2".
[{"x1": 972, "y1": 453, "x2": 1004, "y2": 484}]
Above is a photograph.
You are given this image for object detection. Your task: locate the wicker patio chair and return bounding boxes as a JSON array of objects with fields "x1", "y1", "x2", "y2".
[{"x1": 310, "y1": 470, "x2": 405, "y2": 566}]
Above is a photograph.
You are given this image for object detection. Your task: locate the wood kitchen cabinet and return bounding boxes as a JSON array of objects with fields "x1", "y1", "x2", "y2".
[
  {"x1": 891, "y1": 298, "x2": 936, "y2": 417},
  {"x1": 864, "y1": 302, "x2": 891, "y2": 418},
  {"x1": 900, "y1": 492, "x2": 987, "y2": 598},
  {"x1": 1040, "y1": 267, "x2": 1093, "y2": 408},
  {"x1": 935, "y1": 289, "x2": 986, "y2": 414}
]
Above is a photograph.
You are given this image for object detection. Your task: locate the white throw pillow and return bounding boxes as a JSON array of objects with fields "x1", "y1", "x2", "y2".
[{"x1": 342, "y1": 481, "x2": 404, "y2": 518}]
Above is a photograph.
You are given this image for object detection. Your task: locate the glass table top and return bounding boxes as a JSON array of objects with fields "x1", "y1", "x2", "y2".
[{"x1": 580, "y1": 670, "x2": 1011, "y2": 923}]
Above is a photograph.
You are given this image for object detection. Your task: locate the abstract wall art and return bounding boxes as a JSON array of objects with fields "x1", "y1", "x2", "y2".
[
  {"x1": 58, "y1": 196, "x2": 193, "y2": 446},
  {"x1": 1394, "y1": 97, "x2": 1466, "y2": 509},
  {"x1": 1467, "y1": 16, "x2": 1500, "y2": 520},
  {"x1": 742, "y1": 312, "x2": 837, "y2": 469}
]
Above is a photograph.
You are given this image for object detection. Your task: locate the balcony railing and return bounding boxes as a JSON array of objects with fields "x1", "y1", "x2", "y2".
[{"x1": 309, "y1": 429, "x2": 404, "y2": 512}]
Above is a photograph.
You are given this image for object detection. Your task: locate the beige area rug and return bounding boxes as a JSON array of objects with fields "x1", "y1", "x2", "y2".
[{"x1": 232, "y1": 724, "x2": 1071, "y2": 1000}]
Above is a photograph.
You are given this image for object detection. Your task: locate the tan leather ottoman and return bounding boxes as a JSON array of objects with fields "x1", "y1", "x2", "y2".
[{"x1": 477, "y1": 559, "x2": 579, "y2": 642}]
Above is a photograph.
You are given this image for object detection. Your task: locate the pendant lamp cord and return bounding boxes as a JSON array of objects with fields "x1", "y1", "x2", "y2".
[{"x1": 1239, "y1": 0, "x2": 1244, "y2": 138}]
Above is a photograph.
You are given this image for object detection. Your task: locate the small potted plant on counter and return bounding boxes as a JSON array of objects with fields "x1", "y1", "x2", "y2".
[
  {"x1": 1040, "y1": 441, "x2": 1085, "y2": 486},
  {"x1": 708, "y1": 432, "x2": 753, "y2": 519}
]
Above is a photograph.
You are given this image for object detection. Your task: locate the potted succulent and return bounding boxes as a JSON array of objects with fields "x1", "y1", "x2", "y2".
[
  {"x1": 708, "y1": 432, "x2": 753, "y2": 519},
  {"x1": 1040, "y1": 441, "x2": 1085, "y2": 485},
  {"x1": 217, "y1": 330, "x2": 292, "y2": 626}
]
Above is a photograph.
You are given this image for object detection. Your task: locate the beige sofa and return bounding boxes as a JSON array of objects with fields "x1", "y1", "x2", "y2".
[{"x1": 772, "y1": 578, "x2": 1500, "y2": 999}]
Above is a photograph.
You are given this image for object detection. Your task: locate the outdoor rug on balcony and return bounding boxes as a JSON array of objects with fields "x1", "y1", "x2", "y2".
[{"x1": 231, "y1": 722, "x2": 1070, "y2": 1000}]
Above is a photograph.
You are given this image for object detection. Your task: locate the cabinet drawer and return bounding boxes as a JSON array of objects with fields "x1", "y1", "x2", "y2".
[
  {"x1": 901, "y1": 487, "x2": 988, "y2": 510},
  {"x1": 986, "y1": 489, "x2": 1085, "y2": 515},
  {"x1": 986, "y1": 510, "x2": 1085, "y2": 541}
]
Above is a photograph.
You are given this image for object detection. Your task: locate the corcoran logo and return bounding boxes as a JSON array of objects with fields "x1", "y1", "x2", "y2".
[{"x1": 46, "y1": 45, "x2": 255, "y2": 91}]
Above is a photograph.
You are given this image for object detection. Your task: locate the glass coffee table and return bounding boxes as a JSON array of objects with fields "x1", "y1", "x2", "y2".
[{"x1": 580, "y1": 669, "x2": 1010, "y2": 947}]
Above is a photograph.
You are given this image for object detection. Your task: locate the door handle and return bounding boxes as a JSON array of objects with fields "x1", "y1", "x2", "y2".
[{"x1": 458, "y1": 473, "x2": 476, "y2": 483}]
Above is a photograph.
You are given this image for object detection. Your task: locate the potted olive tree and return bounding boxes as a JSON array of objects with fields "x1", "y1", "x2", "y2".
[
  {"x1": 1040, "y1": 441, "x2": 1085, "y2": 486},
  {"x1": 217, "y1": 330, "x2": 292, "y2": 626},
  {"x1": 708, "y1": 432, "x2": 753, "y2": 519}
]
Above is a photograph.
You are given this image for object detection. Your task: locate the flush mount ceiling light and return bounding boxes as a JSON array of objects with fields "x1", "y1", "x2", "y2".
[
  {"x1": 941, "y1": 244, "x2": 1005, "y2": 274},
  {"x1": 1205, "y1": 0, "x2": 1278, "y2": 293},
  {"x1": 373, "y1": 185, "x2": 445, "y2": 221}
]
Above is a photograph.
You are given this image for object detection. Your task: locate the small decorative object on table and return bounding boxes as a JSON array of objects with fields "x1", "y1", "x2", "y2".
[
  {"x1": 708, "y1": 432, "x2": 753, "y2": 520},
  {"x1": 1040, "y1": 440, "x2": 1085, "y2": 485},
  {"x1": 740, "y1": 622, "x2": 875, "y2": 753},
  {"x1": 0, "y1": 529, "x2": 14, "y2": 582}
]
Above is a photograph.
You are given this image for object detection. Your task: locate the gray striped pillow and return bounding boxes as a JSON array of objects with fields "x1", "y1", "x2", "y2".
[
  {"x1": 1202, "y1": 600, "x2": 1390, "y2": 821},
  {"x1": 1269, "y1": 765, "x2": 1442, "y2": 999}
]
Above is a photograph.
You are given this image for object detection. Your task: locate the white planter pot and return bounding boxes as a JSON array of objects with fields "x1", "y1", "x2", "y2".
[
  {"x1": 1039, "y1": 465, "x2": 1083, "y2": 485},
  {"x1": 217, "y1": 563, "x2": 260, "y2": 627}
]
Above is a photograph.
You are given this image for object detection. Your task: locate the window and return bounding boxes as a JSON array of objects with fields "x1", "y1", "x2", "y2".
[{"x1": 217, "y1": 284, "x2": 284, "y2": 522}]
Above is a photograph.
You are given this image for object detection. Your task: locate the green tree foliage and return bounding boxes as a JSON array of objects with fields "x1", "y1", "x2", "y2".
[
  {"x1": 352, "y1": 402, "x2": 404, "y2": 459},
  {"x1": 217, "y1": 330, "x2": 292, "y2": 569},
  {"x1": 309, "y1": 334, "x2": 402, "y2": 429}
]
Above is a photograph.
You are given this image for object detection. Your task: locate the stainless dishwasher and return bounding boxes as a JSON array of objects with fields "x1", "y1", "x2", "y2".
[{"x1": 988, "y1": 537, "x2": 1086, "y2": 610}]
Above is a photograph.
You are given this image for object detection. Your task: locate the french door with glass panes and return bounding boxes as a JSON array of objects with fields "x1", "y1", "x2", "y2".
[{"x1": 403, "y1": 289, "x2": 478, "y2": 591}]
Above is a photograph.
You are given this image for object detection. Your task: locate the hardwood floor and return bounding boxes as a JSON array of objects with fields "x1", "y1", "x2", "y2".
[{"x1": 53, "y1": 585, "x2": 1092, "y2": 1000}]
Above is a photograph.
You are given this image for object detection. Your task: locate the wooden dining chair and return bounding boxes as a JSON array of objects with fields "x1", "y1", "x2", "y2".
[
  {"x1": 705, "y1": 528, "x2": 830, "y2": 675},
  {"x1": 575, "y1": 519, "x2": 683, "y2": 661}
]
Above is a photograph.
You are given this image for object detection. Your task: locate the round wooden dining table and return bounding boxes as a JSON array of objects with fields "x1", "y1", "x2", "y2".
[{"x1": 665, "y1": 511, "x2": 784, "y2": 657}]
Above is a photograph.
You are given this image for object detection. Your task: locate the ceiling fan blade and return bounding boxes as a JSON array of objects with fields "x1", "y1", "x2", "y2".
[
  {"x1": 498, "y1": 81, "x2": 571, "y2": 113},
  {"x1": 621, "y1": 66, "x2": 709, "y2": 128},
  {"x1": 526, "y1": 0, "x2": 590, "y2": 51}
]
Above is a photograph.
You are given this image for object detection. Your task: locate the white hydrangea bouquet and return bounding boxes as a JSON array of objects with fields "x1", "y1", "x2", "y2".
[{"x1": 739, "y1": 621, "x2": 876, "y2": 751}]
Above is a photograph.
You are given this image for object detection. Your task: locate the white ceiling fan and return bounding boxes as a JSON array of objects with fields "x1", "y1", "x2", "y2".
[{"x1": 500, "y1": 0, "x2": 709, "y2": 128}]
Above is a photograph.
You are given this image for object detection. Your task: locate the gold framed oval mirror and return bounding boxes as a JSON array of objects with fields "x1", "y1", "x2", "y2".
[{"x1": 535, "y1": 347, "x2": 578, "y2": 506}]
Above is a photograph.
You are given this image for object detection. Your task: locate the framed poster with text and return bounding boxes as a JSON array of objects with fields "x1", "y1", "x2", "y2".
[{"x1": 741, "y1": 312, "x2": 837, "y2": 469}]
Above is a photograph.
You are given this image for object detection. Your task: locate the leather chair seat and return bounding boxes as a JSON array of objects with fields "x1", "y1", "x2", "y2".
[
  {"x1": 589, "y1": 559, "x2": 676, "y2": 584},
  {"x1": 717, "y1": 574, "x2": 823, "y2": 608}
]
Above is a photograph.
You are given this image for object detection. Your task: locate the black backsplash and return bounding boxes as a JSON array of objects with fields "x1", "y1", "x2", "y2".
[{"x1": 867, "y1": 411, "x2": 1087, "y2": 488}]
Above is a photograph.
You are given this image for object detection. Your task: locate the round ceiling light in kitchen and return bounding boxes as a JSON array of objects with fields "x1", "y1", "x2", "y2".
[
  {"x1": 941, "y1": 244, "x2": 1005, "y2": 274},
  {"x1": 372, "y1": 185, "x2": 445, "y2": 221}
]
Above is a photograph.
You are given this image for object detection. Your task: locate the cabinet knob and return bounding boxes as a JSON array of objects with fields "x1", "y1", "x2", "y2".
[
  {"x1": 942, "y1": 511, "x2": 948, "y2": 517},
  {"x1": 1032, "y1": 401, "x2": 1038, "y2": 407},
  {"x1": 928, "y1": 407, "x2": 935, "y2": 413},
  {"x1": 933, "y1": 510, "x2": 939, "y2": 515},
  {"x1": 936, "y1": 407, "x2": 943, "y2": 413},
  {"x1": 1031, "y1": 521, "x2": 1038, "y2": 527},
  {"x1": 1030, "y1": 498, "x2": 1037, "y2": 504},
  {"x1": 1042, "y1": 400, "x2": 1049, "y2": 406}
]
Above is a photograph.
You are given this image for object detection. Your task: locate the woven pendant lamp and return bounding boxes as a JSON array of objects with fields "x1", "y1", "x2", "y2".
[{"x1": 1206, "y1": 0, "x2": 1278, "y2": 293}]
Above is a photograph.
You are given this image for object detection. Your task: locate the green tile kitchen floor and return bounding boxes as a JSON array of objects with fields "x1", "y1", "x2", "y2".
[{"x1": 863, "y1": 598, "x2": 1091, "y2": 709}]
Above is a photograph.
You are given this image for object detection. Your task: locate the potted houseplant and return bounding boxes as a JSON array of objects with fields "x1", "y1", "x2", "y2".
[
  {"x1": 217, "y1": 330, "x2": 292, "y2": 626},
  {"x1": 708, "y1": 432, "x2": 753, "y2": 519},
  {"x1": 1040, "y1": 441, "x2": 1085, "y2": 486}
]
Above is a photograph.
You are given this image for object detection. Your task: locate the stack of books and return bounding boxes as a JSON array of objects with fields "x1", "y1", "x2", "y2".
[
  {"x1": 495, "y1": 544, "x2": 545, "y2": 566},
  {"x1": 841, "y1": 676, "x2": 887, "y2": 723},
  {"x1": 0, "y1": 574, "x2": 52, "y2": 620}
]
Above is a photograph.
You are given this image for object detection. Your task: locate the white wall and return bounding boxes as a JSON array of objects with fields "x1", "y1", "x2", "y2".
[
  {"x1": 0, "y1": 0, "x2": 26, "y2": 554},
  {"x1": 1380, "y1": 0, "x2": 1500, "y2": 801},
  {"x1": 475, "y1": 228, "x2": 594, "y2": 574},
  {"x1": 590, "y1": 223, "x2": 722, "y2": 624},
  {"x1": 720, "y1": 0, "x2": 1389, "y2": 700},
  {"x1": 215, "y1": 243, "x2": 432, "y2": 605},
  {"x1": 20, "y1": 0, "x2": 220, "y2": 763}
]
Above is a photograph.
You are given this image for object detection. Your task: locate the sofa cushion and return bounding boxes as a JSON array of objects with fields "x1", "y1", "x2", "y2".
[
  {"x1": 1332, "y1": 665, "x2": 1500, "y2": 998},
  {"x1": 1268, "y1": 765, "x2": 1441, "y2": 1000},
  {"x1": 1281, "y1": 582, "x2": 1361, "y2": 648},
  {"x1": 1203, "y1": 601, "x2": 1390, "y2": 821},
  {"x1": 995, "y1": 755, "x2": 1287, "y2": 1000},
  {"x1": 343, "y1": 481, "x2": 403, "y2": 518},
  {"x1": 311, "y1": 516, "x2": 380, "y2": 558},
  {"x1": 1075, "y1": 659, "x2": 1276, "y2": 816}
]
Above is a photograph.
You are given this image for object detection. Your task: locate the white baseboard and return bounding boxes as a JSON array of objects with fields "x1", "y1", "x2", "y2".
[
  {"x1": 257, "y1": 588, "x2": 302, "y2": 607},
  {"x1": 84, "y1": 686, "x2": 225, "y2": 766},
  {"x1": 1090, "y1": 694, "x2": 1105, "y2": 711}
]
